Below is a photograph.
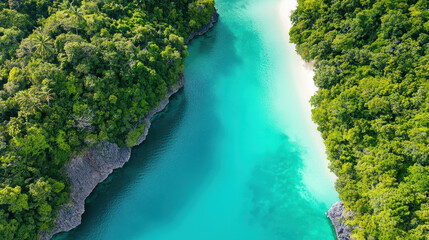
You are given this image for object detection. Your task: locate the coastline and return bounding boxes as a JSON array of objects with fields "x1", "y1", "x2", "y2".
[
  {"x1": 327, "y1": 202, "x2": 353, "y2": 240},
  {"x1": 278, "y1": 1, "x2": 317, "y2": 99},
  {"x1": 268, "y1": 0, "x2": 338, "y2": 206},
  {"x1": 41, "y1": 10, "x2": 219, "y2": 240},
  {"x1": 277, "y1": 1, "x2": 352, "y2": 239}
]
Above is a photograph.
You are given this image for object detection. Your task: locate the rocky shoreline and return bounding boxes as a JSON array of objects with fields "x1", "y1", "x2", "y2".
[
  {"x1": 41, "y1": 10, "x2": 219, "y2": 240},
  {"x1": 186, "y1": 9, "x2": 219, "y2": 44},
  {"x1": 327, "y1": 201, "x2": 353, "y2": 240}
]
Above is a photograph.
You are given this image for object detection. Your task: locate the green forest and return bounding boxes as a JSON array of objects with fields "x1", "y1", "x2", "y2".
[
  {"x1": 0, "y1": 0, "x2": 215, "y2": 239},
  {"x1": 290, "y1": 0, "x2": 428, "y2": 239}
]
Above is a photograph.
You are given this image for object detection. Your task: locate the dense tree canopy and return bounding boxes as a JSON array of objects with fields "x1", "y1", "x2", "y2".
[
  {"x1": 0, "y1": 0, "x2": 215, "y2": 239},
  {"x1": 290, "y1": 0, "x2": 428, "y2": 239}
]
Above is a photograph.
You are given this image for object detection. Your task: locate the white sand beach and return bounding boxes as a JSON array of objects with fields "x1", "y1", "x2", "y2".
[
  {"x1": 278, "y1": 0, "x2": 318, "y2": 107},
  {"x1": 277, "y1": 0, "x2": 338, "y2": 198}
]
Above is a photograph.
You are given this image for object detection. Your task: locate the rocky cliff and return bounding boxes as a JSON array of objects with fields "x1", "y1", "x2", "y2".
[
  {"x1": 327, "y1": 201, "x2": 353, "y2": 240},
  {"x1": 41, "y1": 10, "x2": 218, "y2": 240},
  {"x1": 186, "y1": 10, "x2": 219, "y2": 44}
]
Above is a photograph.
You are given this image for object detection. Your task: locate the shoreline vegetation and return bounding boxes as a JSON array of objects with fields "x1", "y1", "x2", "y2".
[
  {"x1": 0, "y1": 1, "x2": 217, "y2": 239},
  {"x1": 290, "y1": 0, "x2": 429, "y2": 239},
  {"x1": 42, "y1": 10, "x2": 219, "y2": 240}
]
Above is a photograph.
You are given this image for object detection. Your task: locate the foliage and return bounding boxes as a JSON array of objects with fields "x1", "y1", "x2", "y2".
[
  {"x1": 290, "y1": 0, "x2": 429, "y2": 239},
  {"x1": 125, "y1": 122, "x2": 146, "y2": 148},
  {"x1": 0, "y1": 0, "x2": 215, "y2": 239}
]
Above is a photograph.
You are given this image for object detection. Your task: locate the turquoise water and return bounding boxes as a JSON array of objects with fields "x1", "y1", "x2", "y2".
[{"x1": 55, "y1": 0, "x2": 338, "y2": 239}]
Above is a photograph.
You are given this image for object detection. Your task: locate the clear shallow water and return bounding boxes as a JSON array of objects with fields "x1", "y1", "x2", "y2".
[{"x1": 55, "y1": 0, "x2": 338, "y2": 239}]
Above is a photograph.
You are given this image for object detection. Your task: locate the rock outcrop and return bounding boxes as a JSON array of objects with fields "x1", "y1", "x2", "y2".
[
  {"x1": 41, "y1": 78, "x2": 185, "y2": 240},
  {"x1": 41, "y1": 9, "x2": 218, "y2": 240},
  {"x1": 186, "y1": 9, "x2": 219, "y2": 44},
  {"x1": 327, "y1": 201, "x2": 353, "y2": 240}
]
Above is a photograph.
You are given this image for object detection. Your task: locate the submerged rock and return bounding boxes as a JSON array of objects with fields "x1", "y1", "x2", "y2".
[{"x1": 327, "y1": 201, "x2": 353, "y2": 240}]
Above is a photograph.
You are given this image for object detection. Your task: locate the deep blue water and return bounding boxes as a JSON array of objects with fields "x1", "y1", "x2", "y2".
[{"x1": 55, "y1": 0, "x2": 338, "y2": 239}]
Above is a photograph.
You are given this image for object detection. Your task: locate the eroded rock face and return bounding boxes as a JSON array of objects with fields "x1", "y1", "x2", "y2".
[
  {"x1": 186, "y1": 10, "x2": 219, "y2": 44},
  {"x1": 327, "y1": 201, "x2": 353, "y2": 240},
  {"x1": 41, "y1": 78, "x2": 185, "y2": 240},
  {"x1": 43, "y1": 143, "x2": 131, "y2": 239},
  {"x1": 136, "y1": 76, "x2": 186, "y2": 146},
  {"x1": 41, "y1": 10, "x2": 218, "y2": 240}
]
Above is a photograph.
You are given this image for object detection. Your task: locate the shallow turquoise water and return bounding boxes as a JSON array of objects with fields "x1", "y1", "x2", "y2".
[{"x1": 55, "y1": 0, "x2": 338, "y2": 239}]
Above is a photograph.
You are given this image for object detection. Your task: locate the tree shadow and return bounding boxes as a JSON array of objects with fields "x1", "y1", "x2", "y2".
[{"x1": 55, "y1": 20, "x2": 242, "y2": 240}]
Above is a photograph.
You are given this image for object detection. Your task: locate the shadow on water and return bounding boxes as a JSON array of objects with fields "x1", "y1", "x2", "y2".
[
  {"x1": 247, "y1": 134, "x2": 334, "y2": 240},
  {"x1": 55, "y1": 21, "x2": 243, "y2": 240},
  {"x1": 185, "y1": 19, "x2": 242, "y2": 79},
  {"x1": 54, "y1": 89, "x2": 188, "y2": 240}
]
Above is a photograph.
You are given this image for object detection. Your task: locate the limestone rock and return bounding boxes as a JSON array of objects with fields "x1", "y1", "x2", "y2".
[
  {"x1": 41, "y1": 9, "x2": 219, "y2": 240},
  {"x1": 327, "y1": 201, "x2": 353, "y2": 240}
]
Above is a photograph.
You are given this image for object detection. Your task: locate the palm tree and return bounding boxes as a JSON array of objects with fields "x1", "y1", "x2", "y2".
[
  {"x1": 32, "y1": 31, "x2": 54, "y2": 59},
  {"x1": 38, "y1": 86, "x2": 54, "y2": 106},
  {"x1": 16, "y1": 87, "x2": 54, "y2": 117},
  {"x1": 67, "y1": 4, "x2": 85, "y2": 35},
  {"x1": 15, "y1": 89, "x2": 39, "y2": 120}
]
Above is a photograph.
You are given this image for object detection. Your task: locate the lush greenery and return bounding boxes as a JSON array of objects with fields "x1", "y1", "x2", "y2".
[
  {"x1": 290, "y1": 0, "x2": 428, "y2": 239},
  {"x1": 0, "y1": 0, "x2": 215, "y2": 239}
]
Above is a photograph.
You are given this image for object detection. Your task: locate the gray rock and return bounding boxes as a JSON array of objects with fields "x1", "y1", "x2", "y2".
[
  {"x1": 327, "y1": 201, "x2": 353, "y2": 240},
  {"x1": 41, "y1": 10, "x2": 219, "y2": 240},
  {"x1": 41, "y1": 143, "x2": 131, "y2": 240},
  {"x1": 186, "y1": 9, "x2": 219, "y2": 44},
  {"x1": 136, "y1": 76, "x2": 185, "y2": 146}
]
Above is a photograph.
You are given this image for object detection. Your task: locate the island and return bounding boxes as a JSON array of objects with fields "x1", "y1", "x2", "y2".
[
  {"x1": 291, "y1": 0, "x2": 429, "y2": 239},
  {"x1": 0, "y1": 0, "x2": 217, "y2": 239}
]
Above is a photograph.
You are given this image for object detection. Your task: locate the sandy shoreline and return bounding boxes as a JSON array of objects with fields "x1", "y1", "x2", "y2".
[
  {"x1": 278, "y1": 0, "x2": 317, "y2": 102},
  {"x1": 277, "y1": 2, "x2": 352, "y2": 239},
  {"x1": 277, "y1": 0, "x2": 337, "y2": 184}
]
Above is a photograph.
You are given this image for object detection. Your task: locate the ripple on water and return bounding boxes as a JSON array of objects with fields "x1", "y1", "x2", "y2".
[{"x1": 54, "y1": 0, "x2": 337, "y2": 239}]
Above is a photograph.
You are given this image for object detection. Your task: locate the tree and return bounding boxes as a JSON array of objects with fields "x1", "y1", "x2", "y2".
[
  {"x1": 32, "y1": 31, "x2": 54, "y2": 59},
  {"x1": 291, "y1": 0, "x2": 429, "y2": 238},
  {"x1": 8, "y1": 0, "x2": 23, "y2": 11},
  {"x1": 0, "y1": 186, "x2": 28, "y2": 213},
  {"x1": 67, "y1": 4, "x2": 85, "y2": 35},
  {"x1": 0, "y1": 0, "x2": 217, "y2": 238}
]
